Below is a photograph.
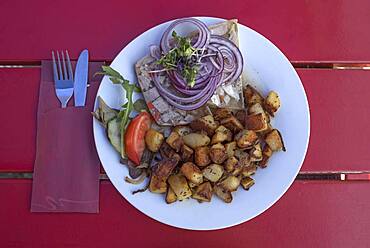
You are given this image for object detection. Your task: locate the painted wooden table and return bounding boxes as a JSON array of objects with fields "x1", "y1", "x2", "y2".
[{"x1": 0, "y1": 1, "x2": 369, "y2": 247}]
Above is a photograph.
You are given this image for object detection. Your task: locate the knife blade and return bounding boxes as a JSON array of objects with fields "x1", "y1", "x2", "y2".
[{"x1": 74, "y1": 49, "x2": 89, "y2": 106}]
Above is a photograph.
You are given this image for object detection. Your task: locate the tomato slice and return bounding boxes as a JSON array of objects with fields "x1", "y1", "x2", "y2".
[{"x1": 124, "y1": 112, "x2": 152, "y2": 166}]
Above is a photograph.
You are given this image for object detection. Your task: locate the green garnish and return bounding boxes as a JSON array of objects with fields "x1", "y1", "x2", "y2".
[
  {"x1": 157, "y1": 31, "x2": 199, "y2": 87},
  {"x1": 96, "y1": 65, "x2": 142, "y2": 158}
]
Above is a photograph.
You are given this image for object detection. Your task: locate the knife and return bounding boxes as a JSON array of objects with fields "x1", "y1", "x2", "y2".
[{"x1": 74, "y1": 49, "x2": 89, "y2": 106}]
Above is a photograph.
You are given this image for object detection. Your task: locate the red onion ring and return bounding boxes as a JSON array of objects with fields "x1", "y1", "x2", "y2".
[{"x1": 150, "y1": 18, "x2": 243, "y2": 111}]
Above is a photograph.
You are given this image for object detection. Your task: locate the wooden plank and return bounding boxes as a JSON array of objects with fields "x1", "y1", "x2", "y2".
[
  {"x1": 299, "y1": 69, "x2": 370, "y2": 171},
  {"x1": 0, "y1": 180, "x2": 368, "y2": 247},
  {"x1": 0, "y1": 0, "x2": 370, "y2": 61}
]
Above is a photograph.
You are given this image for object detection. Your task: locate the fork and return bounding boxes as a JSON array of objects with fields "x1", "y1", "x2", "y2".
[{"x1": 52, "y1": 50, "x2": 74, "y2": 108}]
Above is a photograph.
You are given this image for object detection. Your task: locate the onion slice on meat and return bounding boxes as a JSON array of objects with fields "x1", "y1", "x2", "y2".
[{"x1": 150, "y1": 18, "x2": 243, "y2": 111}]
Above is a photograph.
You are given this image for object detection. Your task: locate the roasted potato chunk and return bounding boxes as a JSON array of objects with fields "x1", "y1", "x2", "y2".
[
  {"x1": 250, "y1": 143, "x2": 263, "y2": 162},
  {"x1": 241, "y1": 164, "x2": 257, "y2": 177},
  {"x1": 245, "y1": 113, "x2": 269, "y2": 132},
  {"x1": 213, "y1": 108, "x2": 233, "y2": 121},
  {"x1": 173, "y1": 125, "x2": 192, "y2": 136},
  {"x1": 153, "y1": 156, "x2": 179, "y2": 179},
  {"x1": 235, "y1": 130, "x2": 258, "y2": 149},
  {"x1": 265, "y1": 129, "x2": 286, "y2": 152},
  {"x1": 159, "y1": 142, "x2": 176, "y2": 159},
  {"x1": 180, "y1": 162, "x2": 203, "y2": 185},
  {"x1": 241, "y1": 177, "x2": 255, "y2": 190},
  {"x1": 264, "y1": 91, "x2": 280, "y2": 116},
  {"x1": 224, "y1": 156, "x2": 238, "y2": 173},
  {"x1": 259, "y1": 145, "x2": 273, "y2": 168},
  {"x1": 225, "y1": 141, "x2": 237, "y2": 158},
  {"x1": 211, "y1": 125, "x2": 233, "y2": 144},
  {"x1": 220, "y1": 116, "x2": 244, "y2": 133},
  {"x1": 248, "y1": 102, "x2": 270, "y2": 123},
  {"x1": 166, "y1": 187, "x2": 177, "y2": 204},
  {"x1": 203, "y1": 164, "x2": 224, "y2": 182},
  {"x1": 168, "y1": 174, "x2": 192, "y2": 201},
  {"x1": 145, "y1": 128, "x2": 164, "y2": 152},
  {"x1": 183, "y1": 133, "x2": 210, "y2": 149},
  {"x1": 214, "y1": 185, "x2": 232, "y2": 203},
  {"x1": 218, "y1": 176, "x2": 240, "y2": 192},
  {"x1": 236, "y1": 152, "x2": 251, "y2": 173},
  {"x1": 194, "y1": 146, "x2": 211, "y2": 167},
  {"x1": 181, "y1": 144, "x2": 194, "y2": 162},
  {"x1": 209, "y1": 143, "x2": 228, "y2": 164},
  {"x1": 190, "y1": 115, "x2": 218, "y2": 136},
  {"x1": 235, "y1": 110, "x2": 247, "y2": 124},
  {"x1": 166, "y1": 131, "x2": 183, "y2": 152},
  {"x1": 192, "y1": 182, "x2": 213, "y2": 202},
  {"x1": 149, "y1": 174, "x2": 167, "y2": 194},
  {"x1": 244, "y1": 85, "x2": 264, "y2": 107}
]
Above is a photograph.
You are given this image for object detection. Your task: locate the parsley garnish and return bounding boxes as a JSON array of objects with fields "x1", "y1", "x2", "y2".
[{"x1": 157, "y1": 31, "x2": 199, "y2": 87}]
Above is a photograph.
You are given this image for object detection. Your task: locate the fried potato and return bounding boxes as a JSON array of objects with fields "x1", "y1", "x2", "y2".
[
  {"x1": 220, "y1": 116, "x2": 244, "y2": 133},
  {"x1": 145, "y1": 128, "x2": 164, "y2": 152},
  {"x1": 153, "y1": 156, "x2": 179, "y2": 179},
  {"x1": 224, "y1": 156, "x2": 239, "y2": 173},
  {"x1": 167, "y1": 174, "x2": 192, "y2": 201},
  {"x1": 235, "y1": 110, "x2": 247, "y2": 124},
  {"x1": 235, "y1": 130, "x2": 258, "y2": 149},
  {"x1": 265, "y1": 129, "x2": 286, "y2": 152},
  {"x1": 250, "y1": 143, "x2": 263, "y2": 162},
  {"x1": 248, "y1": 102, "x2": 270, "y2": 123},
  {"x1": 173, "y1": 126, "x2": 192, "y2": 136},
  {"x1": 214, "y1": 185, "x2": 232, "y2": 203},
  {"x1": 211, "y1": 125, "x2": 233, "y2": 144},
  {"x1": 165, "y1": 187, "x2": 177, "y2": 204},
  {"x1": 244, "y1": 85, "x2": 264, "y2": 107},
  {"x1": 183, "y1": 133, "x2": 211, "y2": 149},
  {"x1": 149, "y1": 174, "x2": 167, "y2": 194},
  {"x1": 241, "y1": 177, "x2": 255, "y2": 190},
  {"x1": 225, "y1": 141, "x2": 237, "y2": 158},
  {"x1": 166, "y1": 131, "x2": 183, "y2": 152},
  {"x1": 192, "y1": 182, "x2": 213, "y2": 202},
  {"x1": 213, "y1": 108, "x2": 233, "y2": 121},
  {"x1": 181, "y1": 144, "x2": 194, "y2": 162},
  {"x1": 190, "y1": 115, "x2": 218, "y2": 136},
  {"x1": 194, "y1": 146, "x2": 211, "y2": 167},
  {"x1": 180, "y1": 162, "x2": 203, "y2": 185},
  {"x1": 241, "y1": 164, "x2": 257, "y2": 177},
  {"x1": 259, "y1": 145, "x2": 273, "y2": 168},
  {"x1": 209, "y1": 143, "x2": 228, "y2": 164},
  {"x1": 264, "y1": 91, "x2": 280, "y2": 116},
  {"x1": 218, "y1": 176, "x2": 240, "y2": 192},
  {"x1": 245, "y1": 113, "x2": 269, "y2": 132},
  {"x1": 159, "y1": 142, "x2": 176, "y2": 159},
  {"x1": 202, "y1": 164, "x2": 224, "y2": 182}
]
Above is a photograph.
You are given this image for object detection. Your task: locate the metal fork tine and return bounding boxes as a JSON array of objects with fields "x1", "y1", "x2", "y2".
[
  {"x1": 65, "y1": 50, "x2": 73, "y2": 81},
  {"x1": 56, "y1": 51, "x2": 63, "y2": 80},
  {"x1": 52, "y1": 51, "x2": 59, "y2": 81},
  {"x1": 61, "y1": 51, "x2": 68, "y2": 81}
]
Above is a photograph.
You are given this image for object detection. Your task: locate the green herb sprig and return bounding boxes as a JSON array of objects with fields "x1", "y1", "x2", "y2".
[
  {"x1": 95, "y1": 66, "x2": 142, "y2": 158},
  {"x1": 157, "y1": 31, "x2": 199, "y2": 87}
]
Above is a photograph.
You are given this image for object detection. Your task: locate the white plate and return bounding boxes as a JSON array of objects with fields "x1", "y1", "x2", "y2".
[{"x1": 93, "y1": 17, "x2": 310, "y2": 230}]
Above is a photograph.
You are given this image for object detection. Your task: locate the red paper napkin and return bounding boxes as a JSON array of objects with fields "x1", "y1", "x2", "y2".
[{"x1": 31, "y1": 61, "x2": 103, "y2": 213}]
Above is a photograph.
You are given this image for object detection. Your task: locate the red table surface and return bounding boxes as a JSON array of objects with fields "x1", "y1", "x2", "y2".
[
  {"x1": 1, "y1": 0, "x2": 370, "y2": 247},
  {"x1": 0, "y1": 180, "x2": 369, "y2": 248},
  {"x1": 0, "y1": 0, "x2": 370, "y2": 61}
]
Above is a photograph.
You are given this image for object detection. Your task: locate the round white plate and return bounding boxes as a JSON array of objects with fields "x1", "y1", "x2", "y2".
[{"x1": 93, "y1": 17, "x2": 310, "y2": 230}]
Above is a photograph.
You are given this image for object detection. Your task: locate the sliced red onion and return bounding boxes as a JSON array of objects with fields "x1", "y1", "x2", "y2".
[
  {"x1": 149, "y1": 45, "x2": 161, "y2": 60},
  {"x1": 160, "y1": 18, "x2": 210, "y2": 54},
  {"x1": 149, "y1": 18, "x2": 243, "y2": 111}
]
